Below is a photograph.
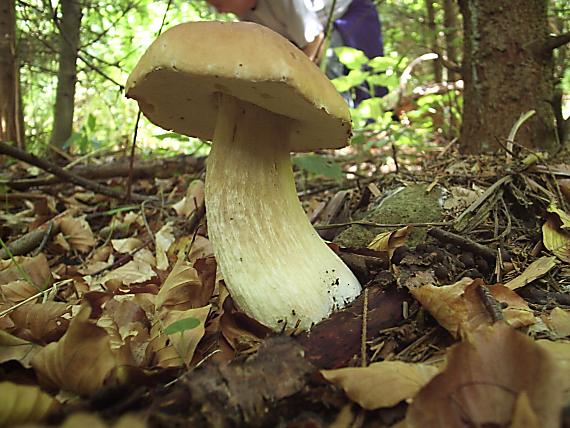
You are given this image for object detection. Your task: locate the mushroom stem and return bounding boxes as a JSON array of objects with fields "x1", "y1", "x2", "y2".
[{"x1": 206, "y1": 94, "x2": 361, "y2": 331}]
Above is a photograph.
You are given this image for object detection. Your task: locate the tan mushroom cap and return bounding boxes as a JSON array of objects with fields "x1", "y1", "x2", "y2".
[{"x1": 126, "y1": 21, "x2": 351, "y2": 152}]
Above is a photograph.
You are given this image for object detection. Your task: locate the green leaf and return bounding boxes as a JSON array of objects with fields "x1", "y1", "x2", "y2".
[
  {"x1": 331, "y1": 69, "x2": 368, "y2": 92},
  {"x1": 86, "y1": 114, "x2": 97, "y2": 131},
  {"x1": 293, "y1": 154, "x2": 344, "y2": 181},
  {"x1": 163, "y1": 317, "x2": 201, "y2": 335},
  {"x1": 154, "y1": 132, "x2": 189, "y2": 141},
  {"x1": 334, "y1": 47, "x2": 368, "y2": 70},
  {"x1": 368, "y1": 56, "x2": 397, "y2": 72},
  {"x1": 367, "y1": 74, "x2": 399, "y2": 91}
]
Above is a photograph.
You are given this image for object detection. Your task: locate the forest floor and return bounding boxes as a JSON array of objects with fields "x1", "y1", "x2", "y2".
[{"x1": 1, "y1": 139, "x2": 570, "y2": 428}]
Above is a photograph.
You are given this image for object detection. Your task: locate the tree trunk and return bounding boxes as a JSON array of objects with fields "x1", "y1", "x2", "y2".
[
  {"x1": 442, "y1": 0, "x2": 460, "y2": 81},
  {"x1": 0, "y1": 0, "x2": 24, "y2": 148},
  {"x1": 49, "y1": 0, "x2": 82, "y2": 149},
  {"x1": 425, "y1": 0, "x2": 442, "y2": 82},
  {"x1": 458, "y1": 0, "x2": 558, "y2": 153}
]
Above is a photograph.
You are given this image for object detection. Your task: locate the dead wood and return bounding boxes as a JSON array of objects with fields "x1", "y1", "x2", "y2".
[
  {"x1": 428, "y1": 226, "x2": 497, "y2": 262},
  {"x1": 0, "y1": 141, "x2": 155, "y2": 202},
  {"x1": 0, "y1": 222, "x2": 59, "y2": 259},
  {"x1": 7, "y1": 155, "x2": 205, "y2": 190},
  {"x1": 166, "y1": 336, "x2": 316, "y2": 427}
]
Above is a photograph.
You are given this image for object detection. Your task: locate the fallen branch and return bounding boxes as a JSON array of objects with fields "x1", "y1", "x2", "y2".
[
  {"x1": 427, "y1": 227, "x2": 497, "y2": 262},
  {"x1": 7, "y1": 155, "x2": 205, "y2": 190},
  {"x1": 0, "y1": 141, "x2": 156, "y2": 202}
]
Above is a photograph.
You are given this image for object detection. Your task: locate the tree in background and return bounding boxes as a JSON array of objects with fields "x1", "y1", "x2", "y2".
[
  {"x1": 458, "y1": 0, "x2": 567, "y2": 153},
  {"x1": 0, "y1": 0, "x2": 24, "y2": 148},
  {"x1": 49, "y1": 0, "x2": 83, "y2": 150}
]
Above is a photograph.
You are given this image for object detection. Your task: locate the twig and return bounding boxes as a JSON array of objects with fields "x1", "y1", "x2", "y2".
[
  {"x1": 315, "y1": 220, "x2": 451, "y2": 230},
  {"x1": 475, "y1": 284, "x2": 504, "y2": 323},
  {"x1": 0, "y1": 141, "x2": 155, "y2": 203},
  {"x1": 428, "y1": 227, "x2": 497, "y2": 262},
  {"x1": 506, "y1": 110, "x2": 536, "y2": 163},
  {"x1": 89, "y1": 238, "x2": 153, "y2": 276},
  {"x1": 0, "y1": 279, "x2": 73, "y2": 318},
  {"x1": 453, "y1": 175, "x2": 512, "y2": 229},
  {"x1": 540, "y1": 31, "x2": 570, "y2": 54},
  {"x1": 0, "y1": 222, "x2": 59, "y2": 259},
  {"x1": 361, "y1": 287, "x2": 369, "y2": 367}
]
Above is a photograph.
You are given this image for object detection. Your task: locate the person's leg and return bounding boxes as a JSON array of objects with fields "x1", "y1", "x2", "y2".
[{"x1": 333, "y1": 0, "x2": 387, "y2": 104}]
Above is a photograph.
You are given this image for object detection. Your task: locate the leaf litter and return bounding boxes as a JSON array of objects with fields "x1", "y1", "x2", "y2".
[{"x1": 1, "y1": 147, "x2": 570, "y2": 426}]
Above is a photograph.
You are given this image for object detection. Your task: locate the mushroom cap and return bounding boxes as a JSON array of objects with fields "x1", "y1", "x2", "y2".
[{"x1": 126, "y1": 21, "x2": 351, "y2": 151}]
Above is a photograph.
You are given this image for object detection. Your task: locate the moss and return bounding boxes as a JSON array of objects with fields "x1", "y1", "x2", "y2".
[{"x1": 333, "y1": 184, "x2": 445, "y2": 248}]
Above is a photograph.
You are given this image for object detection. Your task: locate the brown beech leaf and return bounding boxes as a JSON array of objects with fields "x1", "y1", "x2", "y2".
[
  {"x1": 57, "y1": 216, "x2": 96, "y2": 253},
  {"x1": 31, "y1": 306, "x2": 124, "y2": 396},
  {"x1": 504, "y1": 256, "x2": 558, "y2": 290},
  {"x1": 368, "y1": 225, "x2": 412, "y2": 258},
  {"x1": 411, "y1": 278, "x2": 534, "y2": 338},
  {"x1": 57, "y1": 412, "x2": 148, "y2": 428},
  {"x1": 147, "y1": 305, "x2": 210, "y2": 368},
  {"x1": 406, "y1": 323, "x2": 564, "y2": 428},
  {"x1": 156, "y1": 258, "x2": 213, "y2": 310},
  {"x1": 542, "y1": 209, "x2": 570, "y2": 263},
  {"x1": 10, "y1": 301, "x2": 71, "y2": 343},
  {"x1": 168, "y1": 235, "x2": 214, "y2": 264},
  {"x1": 543, "y1": 307, "x2": 570, "y2": 339},
  {"x1": 172, "y1": 179, "x2": 205, "y2": 217},
  {"x1": 510, "y1": 392, "x2": 541, "y2": 428},
  {"x1": 0, "y1": 253, "x2": 53, "y2": 292},
  {"x1": 0, "y1": 330, "x2": 41, "y2": 368},
  {"x1": 0, "y1": 381, "x2": 58, "y2": 426},
  {"x1": 219, "y1": 284, "x2": 271, "y2": 353},
  {"x1": 99, "y1": 259, "x2": 156, "y2": 287},
  {"x1": 536, "y1": 340, "x2": 570, "y2": 404},
  {"x1": 321, "y1": 361, "x2": 440, "y2": 409},
  {"x1": 96, "y1": 298, "x2": 151, "y2": 367},
  {"x1": 156, "y1": 222, "x2": 175, "y2": 270}
]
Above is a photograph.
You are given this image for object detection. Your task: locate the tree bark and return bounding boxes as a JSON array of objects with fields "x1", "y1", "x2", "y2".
[
  {"x1": 49, "y1": 0, "x2": 82, "y2": 149},
  {"x1": 458, "y1": 0, "x2": 558, "y2": 153},
  {"x1": 442, "y1": 0, "x2": 460, "y2": 81},
  {"x1": 0, "y1": 0, "x2": 24, "y2": 148},
  {"x1": 425, "y1": 0, "x2": 442, "y2": 83}
]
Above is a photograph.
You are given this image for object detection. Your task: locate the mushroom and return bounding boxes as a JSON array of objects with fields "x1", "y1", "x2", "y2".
[{"x1": 126, "y1": 21, "x2": 361, "y2": 331}]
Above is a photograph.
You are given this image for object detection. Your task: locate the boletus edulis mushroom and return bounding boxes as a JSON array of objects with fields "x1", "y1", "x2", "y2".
[{"x1": 126, "y1": 21, "x2": 361, "y2": 331}]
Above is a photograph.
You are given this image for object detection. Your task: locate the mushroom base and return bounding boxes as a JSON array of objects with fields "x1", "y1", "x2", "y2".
[{"x1": 205, "y1": 94, "x2": 362, "y2": 331}]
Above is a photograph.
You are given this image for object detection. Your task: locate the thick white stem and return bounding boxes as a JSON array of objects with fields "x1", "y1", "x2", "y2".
[{"x1": 205, "y1": 94, "x2": 361, "y2": 331}]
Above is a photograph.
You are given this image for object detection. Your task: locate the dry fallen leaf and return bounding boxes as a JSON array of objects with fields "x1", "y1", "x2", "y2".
[
  {"x1": 510, "y1": 392, "x2": 541, "y2": 428},
  {"x1": 0, "y1": 253, "x2": 53, "y2": 292},
  {"x1": 411, "y1": 278, "x2": 535, "y2": 338},
  {"x1": 57, "y1": 412, "x2": 148, "y2": 428},
  {"x1": 543, "y1": 307, "x2": 570, "y2": 339},
  {"x1": 99, "y1": 258, "x2": 156, "y2": 287},
  {"x1": 57, "y1": 216, "x2": 96, "y2": 253},
  {"x1": 147, "y1": 305, "x2": 210, "y2": 368},
  {"x1": 112, "y1": 237, "x2": 144, "y2": 253},
  {"x1": 0, "y1": 381, "x2": 58, "y2": 426},
  {"x1": 96, "y1": 298, "x2": 151, "y2": 367},
  {"x1": 503, "y1": 256, "x2": 557, "y2": 290},
  {"x1": 406, "y1": 323, "x2": 564, "y2": 428},
  {"x1": 10, "y1": 301, "x2": 71, "y2": 343},
  {"x1": 368, "y1": 225, "x2": 411, "y2": 258},
  {"x1": 172, "y1": 179, "x2": 205, "y2": 217},
  {"x1": 156, "y1": 258, "x2": 214, "y2": 310},
  {"x1": 542, "y1": 209, "x2": 570, "y2": 263},
  {"x1": 536, "y1": 339, "x2": 570, "y2": 404},
  {"x1": 31, "y1": 306, "x2": 125, "y2": 396},
  {"x1": 321, "y1": 361, "x2": 440, "y2": 409},
  {"x1": 155, "y1": 222, "x2": 175, "y2": 270},
  {"x1": 0, "y1": 330, "x2": 41, "y2": 368}
]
